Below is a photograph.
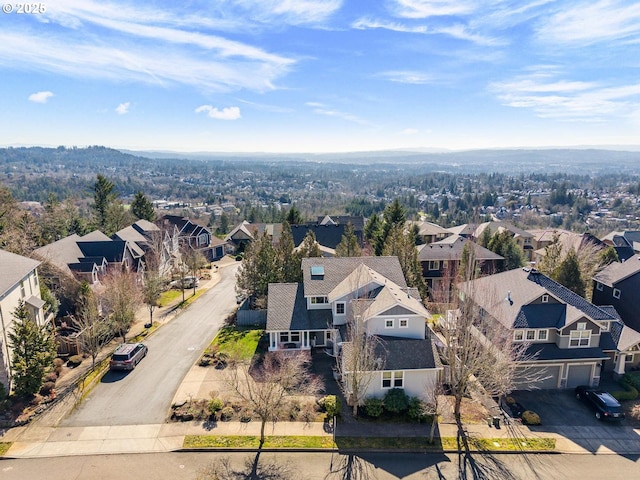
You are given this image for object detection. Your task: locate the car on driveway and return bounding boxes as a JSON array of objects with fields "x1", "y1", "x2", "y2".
[{"x1": 575, "y1": 385, "x2": 625, "y2": 421}]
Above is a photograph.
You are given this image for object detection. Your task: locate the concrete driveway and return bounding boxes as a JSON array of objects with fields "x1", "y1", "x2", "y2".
[{"x1": 510, "y1": 388, "x2": 627, "y2": 427}]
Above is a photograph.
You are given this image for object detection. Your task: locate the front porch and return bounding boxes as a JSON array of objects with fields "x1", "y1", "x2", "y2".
[{"x1": 268, "y1": 329, "x2": 336, "y2": 352}]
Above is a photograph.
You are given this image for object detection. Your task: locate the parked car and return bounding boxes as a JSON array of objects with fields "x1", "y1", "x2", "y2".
[
  {"x1": 575, "y1": 385, "x2": 625, "y2": 421},
  {"x1": 109, "y1": 343, "x2": 148, "y2": 371},
  {"x1": 181, "y1": 276, "x2": 199, "y2": 288}
]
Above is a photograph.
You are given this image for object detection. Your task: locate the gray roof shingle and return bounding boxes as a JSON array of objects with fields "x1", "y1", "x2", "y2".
[{"x1": 0, "y1": 250, "x2": 40, "y2": 296}]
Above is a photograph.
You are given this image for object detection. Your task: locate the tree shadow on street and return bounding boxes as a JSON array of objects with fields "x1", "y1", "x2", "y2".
[{"x1": 196, "y1": 451, "x2": 295, "y2": 480}]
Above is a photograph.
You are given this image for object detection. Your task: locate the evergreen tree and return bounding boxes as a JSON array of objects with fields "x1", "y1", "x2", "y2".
[
  {"x1": 382, "y1": 225, "x2": 428, "y2": 299},
  {"x1": 236, "y1": 231, "x2": 280, "y2": 299},
  {"x1": 8, "y1": 300, "x2": 57, "y2": 397},
  {"x1": 131, "y1": 191, "x2": 155, "y2": 221},
  {"x1": 297, "y1": 230, "x2": 321, "y2": 258},
  {"x1": 91, "y1": 174, "x2": 116, "y2": 230},
  {"x1": 478, "y1": 225, "x2": 492, "y2": 248},
  {"x1": 364, "y1": 214, "x2": 383, "y2": 255},
  {"x1": 285, "y1": 205, "x2": 303, "y2": 225},
  {"x1": 553, "y1": 249, "x2": 585, "y2": 297},
  {"x1": 277, "y1": 222, "x2": 301, "y2": 282},
  {"x1": 381, "y1": 198, "x2": 406, "y2": 244},
  {"x1": 487, "y1": 230, "x2": 525, "y2": 272},
  {"x1": 335, "y1": 223, "x2": 362, "y2": 257}
]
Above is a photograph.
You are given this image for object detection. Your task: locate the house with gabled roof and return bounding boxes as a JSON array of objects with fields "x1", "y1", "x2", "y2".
[
  {"x1": 114, "y1": 219, "x2": 180, "y2": 276},
  {"x1": 266, "y1": 256, "x2": 442, "y2": 399},
  {"x1": 0, "y1": 249, "x2": 48, "y2": 391},
  {"x1": 417, "y1": 234, "x2": 503, "y2": 299},
  {"x1": 593, "y1": 256, "x2": 640, "y2": 355},
  {"x1": 407, "y1": 220, "x2": 452, "y2": 245},
  {"x1": 462, "y1": 267, "x2": 640, "y2": 389},
  {"x1": 33, "y1": 231, "x2": 142, "y2": 284}
]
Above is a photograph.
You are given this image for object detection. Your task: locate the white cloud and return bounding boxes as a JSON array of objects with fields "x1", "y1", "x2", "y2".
[
  {"x1": 490, "y1": 68, "x2": 640, "y2": 121},
  {"x1": 378, "y1": 70, "x2": 434, "y2": 84},
  {"x1": 115, "y1": 102, "x2": 130, "y2": 114},
  {"x1": 195, "y1": 105, "x2": 241, "y2": 120},
  {"x1": 536, "y1": 0, "x2": 640, "y2": 46},
  {"x1": 389, "y1": 0, "x2": 478, "y2": 18},
  {"x1": 234, "y1": 0, "x2": 343, "y2": 25},
  {"x1": 306, "y1": 102, "x2": 369, "y2": 125},
  {"x1": 400, "y1": 128, "x2": 419, "y2": 135},
  {"x1": 28, "y1": 91, "x2": 54, "y2": 103},
  {"x1": 351, "y1": 17, "x2": 503, "y2": 46}
]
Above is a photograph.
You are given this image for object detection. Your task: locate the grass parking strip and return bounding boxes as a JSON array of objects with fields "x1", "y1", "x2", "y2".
[
  {"x1": 183, "y1": 435, "x2": 555, "y2": 451},
  {"x1": 0, "y1": 442, "x2": 11, "y2": 456}
]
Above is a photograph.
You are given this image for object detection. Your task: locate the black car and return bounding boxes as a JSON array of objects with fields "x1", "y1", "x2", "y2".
[{"x1": 575, "y1": 385, "x2": 625, "y2": 421}]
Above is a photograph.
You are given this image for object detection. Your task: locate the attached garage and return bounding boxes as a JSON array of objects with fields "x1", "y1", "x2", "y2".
[
  {"x1": 514, "y1": 365, "x2": 560, "y2": 390},
  {"x1": 566, "y1": 364, "x2": 594, "y2": 388}
]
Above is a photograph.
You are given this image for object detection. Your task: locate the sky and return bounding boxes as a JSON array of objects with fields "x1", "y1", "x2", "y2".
[{"x1": 1, "y1": 0, "x2": 640, "y2": 154}]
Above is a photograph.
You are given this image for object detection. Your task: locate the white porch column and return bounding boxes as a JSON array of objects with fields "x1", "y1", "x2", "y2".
[
  {"x1": 303, "y1": 331, "x2": 309, "y2": 348},
  {"x1": 615, "y1": 353, "x2": 627, "y2": 376},
  {"x1": 269, "y1": 332, "x2": 277, "y2": 351}
]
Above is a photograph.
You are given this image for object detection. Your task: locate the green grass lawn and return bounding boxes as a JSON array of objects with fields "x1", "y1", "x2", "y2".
[
  {"x1": 158, "y1": 289, "x2": 183, "y2": 307},
  {"x1": 0, "y1": 442, "x2": 11, "y2": 456},
  {"x1": 210, "y1": 327, "x2": 263, "y2": 360},
  {"x1": 183, "y1": 435, "x2": 555, "y2": 451}
]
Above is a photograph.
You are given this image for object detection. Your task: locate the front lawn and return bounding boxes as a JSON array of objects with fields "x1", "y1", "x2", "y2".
[
  {"x1": 158, "y1": 289, "x2": 183, "y2": 307},
  {"x1": 209, "y1": 327, "x2": 263, "y2": 361}
]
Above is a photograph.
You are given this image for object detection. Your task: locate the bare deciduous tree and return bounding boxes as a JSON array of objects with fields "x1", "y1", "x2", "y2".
[
  {"x1": 100, "y1": 268, "x2": 142, "y2": 343},
  {"x1": 74, "y1": 282, "x2": 112, "y2": 368},
  {"x1": 142, "y1": 270, "x2": 163, "y2": 326},
  {"x1": 225, "y1": 351, "x2": 321, "y2": 448}
]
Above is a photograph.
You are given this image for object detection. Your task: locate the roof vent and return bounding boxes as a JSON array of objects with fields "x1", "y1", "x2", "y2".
[{"x1": 506, "y1": 291, "x2": 513, "y2": 306}]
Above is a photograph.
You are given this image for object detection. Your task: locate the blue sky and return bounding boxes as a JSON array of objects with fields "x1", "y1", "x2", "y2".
[{"x1": 1, "y1": 0, "x2": 639, "y2": 153}]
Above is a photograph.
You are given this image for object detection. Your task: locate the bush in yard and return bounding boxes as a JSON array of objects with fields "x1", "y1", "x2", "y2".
[
  {"x1": 622, "y1": 372, "x2": 640, "y2": 390},
  {"x1": 612, "y1": 384, "x2": 639, "y2": 402},
  {"x1": 408, "y1": 397, "x2": 430, "y2": 422},
  {"x1": 383, "y1": 388, "x2": 410, "y2": 414},
  {"x1": 521, "y1": 410, "x2": 541, "y2": 425},
  {"x1": 220, "y1": 406, "x2": 234, "y2": 421},
  {"x1": 39, "y1": 381, "x2": 55, "y2": 396},
  {"x1": 53, "y1": 358, "x2": 64, "y2": 376},
  {"x1": 67, "y1": 355, "x2": 83, "y2": 368},
  {"x1": 364, "y1": 397, "x2": 384, "y2": 418},
  {"x1": 318, "y1": 395, "x2": 341, "y2": 418},
  {"x1": 208, "y1": 398, "x2": 224, "y2": 415},
  {"x1": 44, "y1": 372, "x2": 58, "y2": 383},
  {"x1": 630, "y1": 404, "x2": 640, "y2": 422}
]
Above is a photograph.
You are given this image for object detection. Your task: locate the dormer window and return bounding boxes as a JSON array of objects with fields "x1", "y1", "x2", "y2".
[
  {"x1": 596, "y1": 282, "x2": 603, "y2": 291},
  {"x1": 613, "y1": 288, "x2": 621, "y2": 299},
  {"x1": 541, "y1": 294, "x2": 549, "y2": 303},
  {"x1": 311, "y1": 296, "x2": 328, "y2": 304}
]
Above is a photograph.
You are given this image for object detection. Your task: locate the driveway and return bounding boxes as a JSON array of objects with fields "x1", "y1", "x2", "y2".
[{"x1": 510, "y1": 387, "x2": 628, "y2": 427}]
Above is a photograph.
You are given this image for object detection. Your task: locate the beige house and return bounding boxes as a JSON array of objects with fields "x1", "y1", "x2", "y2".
[{"x1": 0, "y1": 249, "x2": 48, "y2": 391}]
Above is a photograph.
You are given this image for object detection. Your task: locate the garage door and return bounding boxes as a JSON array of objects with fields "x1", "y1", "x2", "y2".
[
  {"x1": 566, "y1": 364, "x2": 593, "y2": 388},
  {"x1": 514, "y1": 365, "x2": 560, "y2": 390}
]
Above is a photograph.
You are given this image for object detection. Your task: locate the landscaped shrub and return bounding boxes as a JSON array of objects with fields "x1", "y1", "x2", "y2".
[
  {"x1": 220, "y1": 406, "x2": 234, "y2": 421},
  {"x1": 318, "y1": 395, "x2": 341, "y2": 418},
  {"x1": 53, "y1": 358, "x2": 64, "y2": 376},
  {"x1": 408, "y1": 397, "x2": 430, "y2": 422},
  {"x1": 521, "y1": 410, "x2": 541, "y2": 425},
  {"x1": 39, "y1": 382, "x2": 55, "y2": 396},
  {"x1": 44, "y1": 372, "x2": 58, "y2": 383},
  {"x1": 383, "y1": 388, "x2": 410, "y2": 413},
  {"x1": 630, "y1": 404, "x2": 640, "y2": 422},
  {"x1": 288, "y1": 399, "x2": 302, "y2": 420},
  {"x1": 67, "y1": 355, "x2": 82, "y2": 368},
  {"x1": 612, "y1": 384, "x2": 639, "y2": 402},
  {"x1": 364, "y1": 397, "x2": 384, "y2": 418},
  {"x1": 239, "y1": 410, "x2": 252, "y2": 423},
  {"x1": 622, "y1": 372, "x2": 640, "y2": 390},
  {"x1": 208, "y1": 398, "x2": 224, "y2": 415}
]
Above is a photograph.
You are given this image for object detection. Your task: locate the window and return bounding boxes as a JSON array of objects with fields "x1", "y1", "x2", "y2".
[
  {"x1": 399, "y1": 319, "x2": 408, "y2": 328},
  {"x1": 537, "y1": 330, "x2": 548, "y2": 341},
  {"x1": 514, "y1": 330, "x2": 524, "y2": 341},
  {"x1": 526, "y1": 330, "x2": 536, "y2": 341},
  {"x1": 577, "y1": 322, "x2": 586, "y2": 331},
  {"x1": 385, "y1": 319, "x2": 394, "y2": 329},
  {"x1": 311, "y1": 296, "x2": 328, "y2": 304},
  {"x1": 279, "y1": 332, "x2": 289, "y2": 343},
  {"x1": 570, "y1": 330, "x2": 590, "y2": 347},
  {"x1": 382, "y1": 371, "x2": 404, "y2": 389},
  {"x1": 600, "y1": 322, "x2": 610, "y2": 332},
  {"x1": 335, "y1": 302, "x2": 345, "y2": 315},
  {"x1": 626, "y1": 354, "x2": 634, "y2": 363},
  {"x1": 596, "y1": 282, "x2": 603, "y2": 291},
  {"x1": 541, "y1": 294, "x2": 549, "y2": 303},
  {"x1": 428, "y1": 261, "x2": 440, "y2": 271},
  {"x1": 290, "y1": 332, "x2": 300, "y2": 342},
  {"x1": 613, "y1": 288, "x2": 621, "y2": 299}
]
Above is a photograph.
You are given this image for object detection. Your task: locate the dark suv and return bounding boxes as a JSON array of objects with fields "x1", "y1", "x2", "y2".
[
  {"x1": 575, "y1": 385, "x2": 625, "y2": 421},
  {"x1": 109, "y1": 343, "x2": 148, "y2": 371}
]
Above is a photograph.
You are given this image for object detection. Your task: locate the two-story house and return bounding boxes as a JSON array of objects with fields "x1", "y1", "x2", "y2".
[
  {"x1": 407, "y1": 220, "x2": 452, "y2": 245},
  {"x1": 266, "y1": 256, "x2": 442, "y2": 400},
  {"x1": 0, "y1": 249, "x2": 48, "y2": 392},
  {"x1": 158, "y1": 215, "x2": 216, "y2": 260},
  {"x1": 418, "y1": 235, "x2": 503, "y2": 299},
  {"x1": 592, "y1": 255, "x2": 640, "y2": 371},
  {"x1": 461, "y1": 267, "x2": 640, "y2": 389}
]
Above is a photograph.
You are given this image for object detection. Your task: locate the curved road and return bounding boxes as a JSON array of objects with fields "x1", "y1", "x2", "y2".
[{"x1": 61, "y1": 264, "x2": 239, "y2": 427}]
